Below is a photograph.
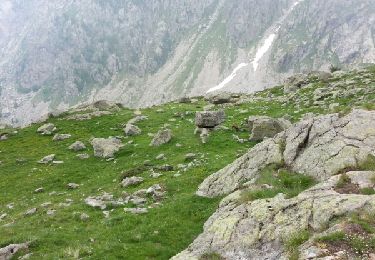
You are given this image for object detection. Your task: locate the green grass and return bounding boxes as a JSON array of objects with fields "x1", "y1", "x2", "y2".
[
  {"x1": 239, "y1": 165, "x2": 316, "y2": 203},
  {"x1": 0, "y1": 67, "x2": 374, "y2": 259},
  {"x1": 285, "y1": 230, "x2": 310, "y2": 260}
]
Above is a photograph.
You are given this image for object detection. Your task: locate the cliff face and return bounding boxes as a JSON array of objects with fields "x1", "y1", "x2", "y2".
[{"x1": 0, "y1": 0, "x2": 374, "y2": 126}]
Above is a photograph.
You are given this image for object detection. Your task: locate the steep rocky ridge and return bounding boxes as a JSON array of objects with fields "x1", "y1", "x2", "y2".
[{"x1": 0, "y1": 0, "x2": 374, "y2": 126}]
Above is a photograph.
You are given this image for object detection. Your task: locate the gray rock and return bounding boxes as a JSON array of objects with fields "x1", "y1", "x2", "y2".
[
  {"x1": 38, "y1": 154, "x2": 55, "y2": 164},
  {"x1": 84, "y1": 193, "x2": 125, "y2": 210},
  {"x1": 124, "y1": 124, "x2": 141, "y2": 136},
  {"x1": 80, "y1": 213, "x2": 90, "y2": 221},
  {"x1": 195, "y1": 110, "x2": 225, "y2": 128},
  {"x1": 206, "y1": 92, "x2": 232, "y2": 104},
  {"x1": 248, "y1": 116, "x2": 291, "y2": 141},
  {"x1": 121, "y1": 176, "x2": 144, "y2": 187},
  {"x1": 185, "y1": 153, "x2": 196, "y2": 161},
  {"x1": 124, "y1": 208, "x2": 148, "y2": 214},
  {"x1": 25, "y1": 208, "x2": 37, "y2": 216},
  {"x1": 127, "y1": 116, "x2": 148, "y2": 125},
  {"x1": 91, "y1": 138, "x2": 123, "y2": 158},
  {"x1": 69, "y1": 141, "x2": 86, "y2": 151},
  {"x1": 0, "y1": 243, "x2": 29, "y2": 260},
  {"x1": 67, "y1": 183, "x2": 80, "y2": 189},
  {"x1": 76, "y1": 153, "x2": 90, "y2": 159},
  {"x1": 34, "y1": 187, "x2": 44, "y2": 193},
  {"x1": 52, "y1": 133, "x2": 71, "y2": 141},
  {"x1": 0, "y1": 133, "x2": 8, "y2": 141},
  {"x1": 150, "y1": 129, "x2": 172, "y2": 146},
  {"x1": 37, "y1": 123, "x2": 57, "y2": 135}
]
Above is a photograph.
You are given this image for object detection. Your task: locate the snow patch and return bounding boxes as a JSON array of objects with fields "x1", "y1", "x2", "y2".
[{"x1": 206, "y1": 63, "x2": 249, "y2": 93}]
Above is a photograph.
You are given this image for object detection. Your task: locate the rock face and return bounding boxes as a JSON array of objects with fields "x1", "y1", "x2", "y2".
[
  {"x1": 91, "y1": 138, "x2": 123, "y2": 158},
  {"x1": 173, "y1": 110, "x2": 375, "y2": 259},
  {"x1": 172, "y1": 172, "x2": 375, "y2": 260},
  {"x1": 248, "y1": 116, "x2": 291, "y2": 141},
  {"x1": 195, "y1": 110, "x2": 226, "y2": 128},
  {"x1": 150, "y1": 129, "x2": 172, "y2": 146}
]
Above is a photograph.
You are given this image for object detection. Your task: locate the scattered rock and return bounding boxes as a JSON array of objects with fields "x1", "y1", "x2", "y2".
[
  {"x1": 124, "y1": 208, "x2": 148, "y2": 214},
  {"x1": 80, "y1": 213, "x2": 90, "y2": 221},
  {"x1": 91, "y1": 137, "x2": 123, "y2": 158},
  {"x1": 150, "y1": 129, "x2": 172, "y2": 146},
  {"x1": 46, "y1": 209, "x2": 56, "y2": 216},
  {"x1": 185, "y1": 153, "x2": 196, "y2": 161},
  {"x1": 67, "y1": 183, "x2": 80, "y2": 189},
  {"x1": 206, "y1": 92, "x2": 233, "y2": 104},
  {"x1": 127, "y1": 115, "x2": 148, "y2": 125},
  {"x1": 37, "y1": 123, "x2": 57, "y2": 135},
  {"x1": 195, "y1": 110, "x2": 225, "y2": 128},
  {"x1": 24, "y1": 208, "x2": 37, "y2": 216},
  {"x1": 156, "y1": 154, "x2": 166, "y2": 160},
  {"x1": 121, "y1": 176, "x2": 144, "y2": 187},
  {"x1": 52, "y1": 133, "x2": 71, "y2": 141},
  {"x1": 76, "y1": 153, "x2": 90, "y2": 159},
  {"x1": 178, "y1": 97, "x2": 191, "y2": 103},
  {"x1": 34, "y1": 187, "x2": 44, "y2": 193},
  {"x1": 0, "y1": 243, "x2": 29, "y2": 260},
  {"x1": 85, "y1": 193, "x2": 125, "y2": 210},
  {"x1": 0, "y1": 213, "x2": 7, "y2": 220},
  {"x1": 69, "y1": 141, "x2": 86, "y2": 151},
  {"x1": 38, "y1": 154, "x2": 55, "y2": 164},
  {"x1": 124, "y1": 124, "x2": 141, "y2": 136},
  {"x1": 0, "y1": 133, "x2": 8, "y2": 141}
]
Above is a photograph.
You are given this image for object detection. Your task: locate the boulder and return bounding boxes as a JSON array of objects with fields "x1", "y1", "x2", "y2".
[
  {"x1": 52, "y1": 133, "x2": 71, "y2": 141},
  {"x1": 124, "y1": 124, "x2": 141, "y2": 136},
  {"x1": 121, "y1": 176, "x2": 144, "y2": 187},
  {"x1": 69, "y1": 141, "x2": 86, "y2": 151},
  {"x1": 0, "y1": 133, "x2": 8, "y2": 141},
  {"x1": 38, "y1": 154, "x2": 56, "y2": 164},
  {"x1": 206, "y1": 92, "x2": 232, "y2": 104},
  {"x1": 0, "y1": 243, "x2": 29, "y2": 260},
  {"x1": 283, "y1": 74, "x2": 308, "y2": 93},
  {"x1": 91, "y1": 138, "x2": 123, "y2": 158},
  {"x1": 150, "y1": 129, "x2": 172, "y2": 146},
  {"x1": 37, "y1": 123, "x2": 57, "y2": 135},
  {"x1": 248, "y1": 116, "x2": 291, "y2": 141},
  {"x1": 172, "y1": 172, "x2": 375, "y2": 260},
  {"x1": 195, "y1": 110, "x2": 225, "y2": 128}
]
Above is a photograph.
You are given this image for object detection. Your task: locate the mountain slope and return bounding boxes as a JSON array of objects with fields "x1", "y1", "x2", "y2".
[{"x1": 0, "y1": 0, "x2": 374, "y2": 126}]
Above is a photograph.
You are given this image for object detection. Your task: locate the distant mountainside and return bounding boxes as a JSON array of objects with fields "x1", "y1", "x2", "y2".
[{"x1": 0, "y1": 0, "x2": 374, "y2": 126}]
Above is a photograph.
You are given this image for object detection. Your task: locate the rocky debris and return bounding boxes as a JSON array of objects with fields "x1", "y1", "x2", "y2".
[
  {"x1": 146, "y1": 184, "x2": 166, "y2": 201},
  {"x1": 76, "y1": 153, "x2": 89, "y2": 159},
  {"x1": 195, "y1": 127, "x2": 210, "y2": 144},
  {"x1": 124, "y1": 124, "x2": 141, "y2": 136},
  {"x1": 121, "y1": 176, "x2": 144, "y2": 187},
  {"x1": 129, "y1": 196, "x2": 147, "y2": 206},
  {"x1": 46, "y1": 209, "x2": 56, "y2": 216},
  {"x1": 0, "y1": 213, "x2": 7, "y2": 220},
  {"x1": 91, "y1": 100, "x2": 122, "y2": 111},
  {"x1": 248, "y1": 116, "x2": 291, "y2": 141},
  {"x1": 124, "y1": 208, "x2": 148, "y2": 214},
  {"x1": 0, "y1": 243, "x2": 29, "y2": 260},
  {"x1": 156, "y1": 154, "x2": 166, "y2": 160},
  {"x1": 52, "y1": 133, "x2": 71, "y2": 141},
  {"x1": 178, "y1": 97, "x2": 191, "y2": 103},
  {"x1": 69, "y1": 141, "x2": 86, "y2": 151},
  {"x1": 24, "y1": 208, "x2": 37, "y2": 216},
  {"x1": 67, "y1": 183, "x2": 80, "y2": 189},
  {"x1": 195, "y1": 110, "x2": 225, "y2": 129},
  {"x1": 150, "y1": 129, "x2": 172, "y2": 146},
  {"x1": 91, "y1": 137, "x2": 123, "y2": 158},
  {"x1": 155, "y1": 164, "x2": 174, "y2": 172},
  {"x1": 185, "y1": 153, "x2": 196, "y2": 161},
  {"x1": 172, "y1": 172, "x2": 375, "y2": 260},
  {"x1": 34, "y1": 187, "x2": 44, "y2": 193},
  {"x1": 84, "y1": 193, "x2": 126, "y2": 210},
  {"x1": 38, "y1": 154, "x2": 55, "y2": 164},
  {"x1": 37, "y1": 123, "x2": 57, "y2": 135},
  {"x1": 127, "y1": 115, "x2": 148, "y2": 125},
  {"x1": 65, "y1": 111, "x2": 112, "y2": 121},
  {"x1": 284, "y1": 71, "x2": 331, "y2": 94},
  {"x1": 197, "y1": 109, "x2": 375, "y2": 198}
]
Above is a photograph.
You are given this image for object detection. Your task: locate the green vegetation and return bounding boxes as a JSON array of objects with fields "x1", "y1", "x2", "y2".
[
  {"x1": 285, "y1": 230, "x2": 310, "y2": 260},
  {"x1": 239, "y1": 165, "x2": 316, "y2": 203},
  {"x1": 1, "y1": 67, "x2": 374, "y2": 259}
]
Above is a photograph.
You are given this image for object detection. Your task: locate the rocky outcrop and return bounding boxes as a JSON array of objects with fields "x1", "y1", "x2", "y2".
[
  {"x1": 197, "y1": 109, "x2": 375, "y2": 197},
  {"x1": 174, "y1": 109, "x2": 375, "y2": 260},
  {"x1": 172, "y1": 172, "x2": 375, "y2": 260},
  {"x1": 91, "y1": 138, "x2": 123, "y2": 158},
  {"x1": 0, "y1": 243, "x2": 29, "y2": 260}
]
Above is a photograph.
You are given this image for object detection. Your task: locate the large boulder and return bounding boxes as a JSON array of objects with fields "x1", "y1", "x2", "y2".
[
  {"x1": 206, "y1": 92, "x2": 233, "y2": 104},
  {"x1": 195, "y1": 110, "x2": 225, "y2": 128},
  {"x1": 91, "y1": 138, "x2": 123, "y2": 158},
  {"x1": 172, "y1": 172, "x2": 375, "y2": 260},
  {"x1": 37, "y1": 123, "x2": 57, "y2": 135},
  {"x1": 248, "y1": 116, "x2": 291, "y2": 141},
  {"x1": 150, "y1": 129, "x2": 172, "y2": 146},
  {"x1": 0, "y1": 243, "x2": 29, "y2": 260}
]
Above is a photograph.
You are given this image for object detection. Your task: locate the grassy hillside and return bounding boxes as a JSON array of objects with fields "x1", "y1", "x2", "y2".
[{"x1": 0, "y1": 66, "x2": 374, "y2": 259}]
